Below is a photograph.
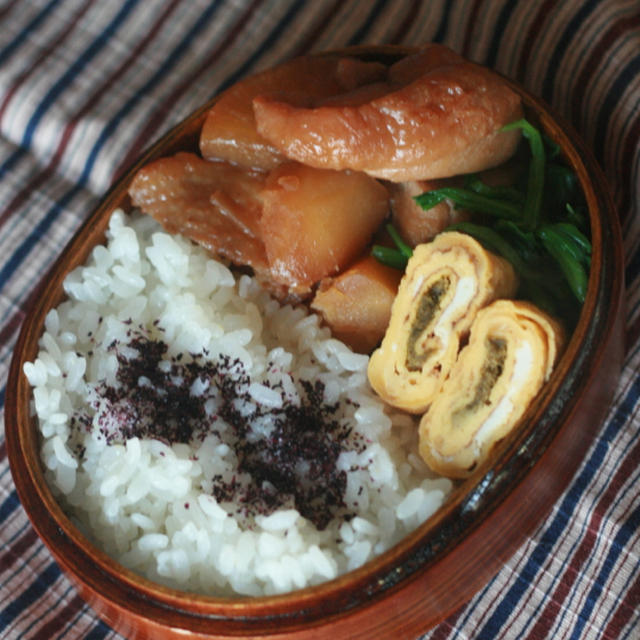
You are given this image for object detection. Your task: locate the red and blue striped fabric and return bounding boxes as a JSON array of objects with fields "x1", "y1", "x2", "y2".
[{"x1": 0, "y1": 1, "x2": 638, "y2": 638}]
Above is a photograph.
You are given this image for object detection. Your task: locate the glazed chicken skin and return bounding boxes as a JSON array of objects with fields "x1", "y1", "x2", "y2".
[
  {"x1": 200, "y1": 54, "x2": 387, "y2": 171},
  {"x1": 253, "y1": 44, "x2": 523, "y2": 182},
  {"x1": 128, "y1": 153, "x2": 269, "y2": 275}
]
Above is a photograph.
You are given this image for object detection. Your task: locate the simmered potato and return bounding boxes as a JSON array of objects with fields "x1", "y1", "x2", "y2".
[
  {"x1": 260, "y1": 163, "x2": 389, "y2": 296},
  {"x1": 311, "y1": 254, "x2": 402, "y2": 353}
]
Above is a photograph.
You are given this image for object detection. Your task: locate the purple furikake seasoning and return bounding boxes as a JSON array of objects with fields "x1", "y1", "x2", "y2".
[{"x1": 83, "y1": 328, "x2": 363, "y2": 530}]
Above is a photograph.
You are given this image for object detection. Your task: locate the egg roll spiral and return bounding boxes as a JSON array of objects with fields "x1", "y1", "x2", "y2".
[
  {"x1": 367, "y1": 231, "x2": 518, "y2": 413},
  {"x1": 419, "y1": 299, "x2": 565, "y2": 478}
]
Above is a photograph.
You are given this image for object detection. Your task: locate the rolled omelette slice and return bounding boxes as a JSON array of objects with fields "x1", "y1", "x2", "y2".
[
  {"x1": 419, "y1": 299, "x2": 565, "y2": 478},
  {"x1": 367, "y1": 231, "x2": 518, "y2": 413}
]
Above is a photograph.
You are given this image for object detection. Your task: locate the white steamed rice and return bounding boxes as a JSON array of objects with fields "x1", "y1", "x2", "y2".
[{"x1": 24, "y1": 209, "x2": 452, "y2": 597}]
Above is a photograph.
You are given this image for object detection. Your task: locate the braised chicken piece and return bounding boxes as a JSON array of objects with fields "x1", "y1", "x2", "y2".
[
  {"x1": 128, "y1": 152, "x2": 269, "y2": 276},
  {"x1": 334, "y1": 57, "x2": 387, "y2": 90},
  {"x1": 389, "y1": 155, "x2": 528, "y2": 246},
  {"x1": 253, "y1": 44, "x2": 523, "y2": 182},
  {"x1": 388, "y1": 177, "x2": 469, "y2": 247},
  {"x1": 200, "y1": 55, "x2": 386, "y2": 171}
]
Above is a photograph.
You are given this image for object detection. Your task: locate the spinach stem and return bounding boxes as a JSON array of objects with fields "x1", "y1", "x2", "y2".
[
  {"x1": 371, "y1": 245, "x2": 409, "y2": 270},
  {"x1": 386, "y1": 223, "x2": 413, "y2": 258},
  {"x1": 414, "y1": 187, "x2": 522, "y2": 220},
  {"x1": 501, "y1": 119, "x2": 545, "y2": 230}
]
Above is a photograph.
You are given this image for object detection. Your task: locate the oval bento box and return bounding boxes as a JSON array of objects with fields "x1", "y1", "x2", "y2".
[{"x1": 5, "y1": 45, "x2": 624, "y2": 639}]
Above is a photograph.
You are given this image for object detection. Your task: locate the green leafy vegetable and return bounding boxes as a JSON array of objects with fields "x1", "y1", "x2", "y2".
[
  {"x1": 409, "y1": 118, "x2": 591, "y2": 327},
  {"x1": 371, "y1": 245, "x2": 409, "y2": 270},
  {"x1": 371, "y1": 224, "x2": 413, "y2": 269},
  {"x1": 464, "y1": 173, "x2": 524, "y2": 203},
  {"x1": 545, "y1": 163, "x2": 580, "y2": 214},
  {"x1": 537, "y1": 225, "x2": 589, "y2": 301},
  {"x1": 550, "y1": 222, "x2": 591, "y2": 263},
  {"x1": 414, "y1": 187, "x2": 522, "y2": 220},
  {"x1": 564, "y1": 202, "x2": 587, "y2": 230},
  {"x1": 385, "y1": 223, "x2": 413, "y2": 259},
  {"x1": 501, "y1": 119, "x2": 545, "y2": 230}
]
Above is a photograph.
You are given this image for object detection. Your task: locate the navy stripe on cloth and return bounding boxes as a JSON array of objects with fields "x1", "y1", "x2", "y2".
[
  {"x1": 0, "y1": 489, "x2": 20, "y2": 524},
  {"x1": 78, "y1": 0, "x2": 225, "y2": 185},
  {"x1": 474, "y1": 371, "x2": 640, "y2": 638},
  {"x1": 0, "y1": 4, "x2": 221, "y2": 289},
  {"x1": 83, "y1": 619, "x2": 115, "y2": 640},
  {"x1": 432, "y1": 2, "x2": 453, "y2": 43},
  {"x1": 569, "y1": 503, "x2": 640, "y2": 639},
  {"x1": 346, "y1": 0, "x2": 389, "y2": 45},
  {"x1": 215, "y1": 2, "x2": 306, "y2": 95},
  {"x1": 20, "y1": 583, "x2": 75, "y2": 638},
  {"x1": 524, "y1": 436, "x2": 640, "y2": 638},
  {"x1": 593, "y1": 52, "x2": 640, "y2": 162},
  {"x1": 0, "y1": 0, "x2": 137, "y2": 182},
  {"x1": 484, "y1": 0, "x2": 519, "y2": 69},
  {"x1": 20, "y1": 0, "x2": 139, "y2": 150},
  {"x1": 0, "y1": 0, "x2": 61, "y2": 63},
  {"x1": 0, "y1": 562, "x2": 61, "y2": 627}
]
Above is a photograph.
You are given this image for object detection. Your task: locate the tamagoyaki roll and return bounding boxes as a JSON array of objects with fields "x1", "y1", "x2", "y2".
[
  {"x1": 418, "y1": 299, "x2": 565, "y2": 478},
  {"x1": 367, "y1": 231, "x2": 518, "y2": 413}
]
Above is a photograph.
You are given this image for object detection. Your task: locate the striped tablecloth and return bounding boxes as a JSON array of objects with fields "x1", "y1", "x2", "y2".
[{"x1": 0, "y1": 1, "x2": 638, "y2": 638}]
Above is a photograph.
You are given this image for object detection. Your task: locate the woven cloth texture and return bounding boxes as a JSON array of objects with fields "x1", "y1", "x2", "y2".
[{"x1": 0, "y1": 1, "x2": 638, "y2": 638}]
